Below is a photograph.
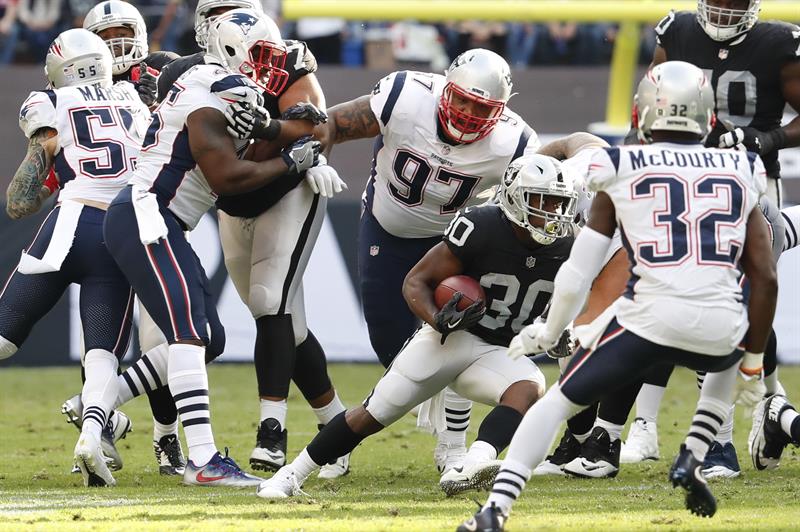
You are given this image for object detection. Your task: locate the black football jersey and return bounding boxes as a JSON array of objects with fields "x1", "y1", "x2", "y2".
[
  {"x1": 444, "y1": 204, "x2": 574, "y2": 347},
  {"x1": 656, "y1": 11, "x2": 800, "y2": 178}
]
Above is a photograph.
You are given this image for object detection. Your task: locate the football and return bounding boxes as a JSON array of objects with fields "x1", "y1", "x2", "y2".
[{"x1": 434, "y1": 275, "x2": 485, "y2": 311}]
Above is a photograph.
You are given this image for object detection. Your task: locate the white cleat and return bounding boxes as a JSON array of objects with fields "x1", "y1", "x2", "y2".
[
  {"x1": 318, "y1": 453, "x2": 350, "y2": 479},
  {"x1": 620, "y1": 418, "x2": 660, "y2": 464},
  {"x1": 439, "y1": 460, "x2": 501, "y2": 497},
  {"x1": 434, "y1": 442, "x2": 467, "y2": 475},
  {"x1": 256, "y1": 465, "x2": 305, "y2": 499},
  {"x1": 74, "y1": 432, "x2": 116, "y2": 487}
]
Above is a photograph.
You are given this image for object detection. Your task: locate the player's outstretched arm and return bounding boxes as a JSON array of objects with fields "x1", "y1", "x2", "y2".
[
  {"x1": 6, "y1": 127, "x2": 57, "y2": 219},
  {"x1": 537, "y1": 132, "x2": 608, "y2": 161},
  {"x1": 403, "y1": 242, "x2": 466, "y2": 328},
  {"x1": 315, "y1": 95, "x2": 380, "y2": 150},
  {"x1": 188, "y1": 108, "x2": 313, "y2": 195},
  {"x1": 740, "y1": 208, "x2": 779, "y2": 356}
]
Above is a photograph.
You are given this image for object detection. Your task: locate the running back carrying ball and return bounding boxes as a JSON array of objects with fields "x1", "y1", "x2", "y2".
[{"x1": 435, "y1": 275, "x2": 485, "y2": 311}]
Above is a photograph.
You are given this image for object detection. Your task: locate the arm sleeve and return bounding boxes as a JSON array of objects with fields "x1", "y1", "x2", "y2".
[
  {"x1": 18, "y1": 91, "x2": 57, "y2": 139},
  {"x1": 368, "y1": 71, "x2": 408, "y2": 135}
]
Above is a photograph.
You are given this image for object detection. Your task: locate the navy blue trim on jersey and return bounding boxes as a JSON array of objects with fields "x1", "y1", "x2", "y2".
[
  {"x1": 619, "y1": 224, "x2": 640, "y2": 300},
  {"x1": 150, "y1": 126, "x2": 195, "y2": 204},
  {"x1": 104, "y1": 1, "x2": 111, "y2": 14},
  {"x1": 210, "y1": 74, "x2": 251, "y2": 95},
  {"x1": 53, "y1": 150, "x2": 76, "y2": 187},
  {"x1": 278, "y1": 193, "x2": 321, "y2": 314},
  {"x1": 603, "y1": 146, "x2": 621, "y2": 173},
  {"x1": 363, "y1": 134, "x2": 384, "y2": 210},
  {"x1": 513, "y1": 126, "x2": 533, "y2": 160},
  {"x1": 380, "y1": 72, "x2": 407, "y2": 127},
  {"x1": 43, "y1": 90, "x2": 57, "y2": 108},
  {"x1": 746, "y1": 151, "x2": 759, "y2": 175}
]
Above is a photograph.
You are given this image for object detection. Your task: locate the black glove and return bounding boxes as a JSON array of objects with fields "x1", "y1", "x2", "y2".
[
  {"x1": 546, "y1": 327, "x2": 576, "y2": 359},
  {"x1": 281, "y1": 135, "x2": 322, "y2": 174},
  {"x1": 718, "y1": 126, "x2": 787, "y2": 157},
  {"x1": 281, "y1": 101, "x2": 328, "y2": 124},
  {"x1": 433, "y1": 292, "x2": 485, "y2": 345},
  {"x1": 224, "y1": 101, "x2": 281, "y2": 141},
  {"x1": 134, "y1": 63, "x2": 157, "y2": 107}
]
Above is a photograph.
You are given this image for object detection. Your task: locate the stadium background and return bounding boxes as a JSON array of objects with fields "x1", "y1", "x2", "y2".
[{"x1": 0, "y1": 0, "x2": 798, "y2": 366}]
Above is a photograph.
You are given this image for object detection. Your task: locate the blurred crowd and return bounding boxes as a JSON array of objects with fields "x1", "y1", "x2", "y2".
[{"x1": 0, "y1": 0, "x2": 658, "y2": 68}]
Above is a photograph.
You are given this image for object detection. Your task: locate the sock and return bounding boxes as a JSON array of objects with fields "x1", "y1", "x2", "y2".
[
  {"x1": 636, "y1": 384, "x2": 667, "y2": 424},
  {"x1": 168, "y1": 343, "x2": 216, "y2": 466},
  {"x1": 765, "y1": 373, "x2": 785, "y2": 397},
  {"x1": 444, "y1": 387, "x2": 472, "y2": 433},
  {"x1": 715, "y1": 404, "x2": 735, "y2": 445},
  {"x1": 476, "y1": 405, "x2": 524, "y2": 456},
  {"x1": 81, "y1": 349, "x2": 119, "y2": 439},
  {"x1": 312, "y1": 391, "x2": 346, "y2": 426},
  {"x1": 573, "y1": 430, "x2": 592, "y2": 443},
  {"x1": 486, "y1": 459, "x2": 531, "y2": 515},
  {"x1": 291, "y1": 448, "x2": 323, "y2": 484},
  {"x1": 306, "y1": 411, "x2": 367, "y2": 470},
  {"x1": 566, "y1": 402, "x2": 597, "y2": 442},
  {"x1": 154, "y1": 417, "x2": 180, "y2": 441},
  {"x1": 595, "y1": 418, "x2": 623, "y2": 441},
  {"x1": 685, "y1": 397, "x2": 729, "y2": 461},
  {"x1": 780, "y1": 408, "x2": 800, "y2": 441},
  {"x1": 463, "y1": 440, "x2": 497, "y2": 470},
  {"x1": 116, "y1": 343, "x2": 169, "y2": 408},
  {"x1": 260, "y1": 398, "x2": 288, "y2": 426}
]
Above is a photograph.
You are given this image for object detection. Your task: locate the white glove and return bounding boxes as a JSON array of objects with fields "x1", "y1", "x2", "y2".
[
  {"x1": 735, "y1": 351, "x2": 766, "y2": 417},
  {"x1": 507, "y1": 322, "x2": 559, "y2": 360},
  {"x1": 305, "y1": 161, "x2": 348, "y2": 197}
]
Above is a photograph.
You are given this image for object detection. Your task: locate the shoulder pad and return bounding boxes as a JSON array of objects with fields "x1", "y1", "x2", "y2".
[
  {"x1": 762, "y1": 20, "x2": 800, "y2": 60},
  {"x1": 209, "y1": 73, "x2": 263, "y2": 107},
  {"x1": 284, "y1": 40, "x2": 318, "y2": 76},
  {"x1": 369, "y1": 71, "x2": 412, "y2": 130},
  {"x1": 585, "y1": 147, "x2": 621, "y2": 192},
  {"x1": 19, "y1": 90, "x2": 57, "y2": 139}
]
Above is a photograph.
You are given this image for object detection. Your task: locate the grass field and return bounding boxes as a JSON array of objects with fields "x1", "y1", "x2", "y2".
[{"x1": 1, "y1": 363, "x2": 800, "y2": 531}]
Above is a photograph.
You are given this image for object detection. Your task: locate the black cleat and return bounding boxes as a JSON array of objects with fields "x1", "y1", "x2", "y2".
[
  {"x1": 750, "y1": 394, "x2": 794, "y2": 470},
  {"x1": 154, "y1": 434, "x2": 187, "y2": 476},
  {"x1": 533, "y1": 429, "x2": 582, "y2": 476},
  {"x1": 563, "y1": 426, "x2": 620, "y2": 478},
  {"x1": 669, "y1": 444, "x2": 716, "y2": 517},
  {"x1": 250, "y1": 418, "x2": 287, "y2": 472},
  {"x1": 456, "y1": 502, "x2": 507, "y2": 532}
]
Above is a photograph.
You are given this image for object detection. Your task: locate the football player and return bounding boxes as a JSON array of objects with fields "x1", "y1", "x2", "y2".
[
  {"x1": 459, "y1": 61, "x2": 778, "y2": 531},
  {"x1": 3, "y1": 29, "x2": 152, "y2": 486},
  {"x1": 254, "y1": 153, "x2": 578, "y2": 499},
  {"x1": 293, "y1": 48, "x2": 541, "y2": 474},
  {"x1": 101, "y1": 9, "x2": 321, "y2": 488},
  {"x1": 162, "y1": 0, "x2": 351, "y2": 478}
]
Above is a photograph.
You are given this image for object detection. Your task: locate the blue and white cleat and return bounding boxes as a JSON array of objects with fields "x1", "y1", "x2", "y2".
[
  {"x1": 183, "y1": 449, "x2": 263, "y2": 488},
  {"x1": 74, "y1": 431, "x2": 116, "y2": 487},
  {"x1": 702, "y1": 441, "x2": 740, "y2": 479},
  {"x1": 61, "y1": 394, "x2": 132, "y2": 471}
]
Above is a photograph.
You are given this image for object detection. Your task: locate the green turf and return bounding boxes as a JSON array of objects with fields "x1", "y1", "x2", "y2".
[{"x1": 1, "y1": 363, "x2": 799, "y2": 531}]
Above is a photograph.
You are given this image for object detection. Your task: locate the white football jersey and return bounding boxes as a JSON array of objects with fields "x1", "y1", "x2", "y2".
[
  {"x1": 18, "y1": 82, "x2": 149, "y2": 204},
  {"x1": 130, "y1": 63, "x2": 254, "y2": 229},
  {"x1": 365, "y1": 71, "x2": 540, "y2": 238},
  {"x1": 586, "y1": 142, "x2": 767, "y2": 355}
]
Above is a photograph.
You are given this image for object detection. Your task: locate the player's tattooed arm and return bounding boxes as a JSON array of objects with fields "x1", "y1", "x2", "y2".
[
  {"x1": 319, "y1": 95, "x2": 380, "y2": 147},
  {"x1": 6, "y1": 127, "x2": 57, "y2": 220},
  {"x1": 537, "y1": 132, "x2": 608, "y2": 160}
]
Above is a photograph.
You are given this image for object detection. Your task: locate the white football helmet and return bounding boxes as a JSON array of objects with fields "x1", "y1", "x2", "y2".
[
  {"x1": 438, "y1": 48, "x2": 513, "y2": 144},
  {"x1": 83, "y1": 0, "x2": 148, "y2": 76},
  {"x1": 45, "y1": 29, "x2": 113, "y2": 89},
  {"x1": 206, "y1": 9, "x2": 288, "y2": 96},
  {"x1": 195, "y1": 0, "x2": 263, "y2": 50},
  {"x1": 634, "y1": 61, "x2": 716, "y2": 143},
  {"x1": 697, "y1": 0, "x2": 760, "y2": 41},
  {"x1": 499, "y1": 154, "x2": 578, "y2": 245}
]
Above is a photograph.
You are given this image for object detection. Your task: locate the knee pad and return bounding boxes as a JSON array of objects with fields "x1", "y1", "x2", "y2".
[
  {"x1": 0, "y1": 335, "x2": 18, "y2": 361},
  {"x1": 248, "y1": 276, "x2": 282, "y2": 318},
  {"x1": 364, "y1": 370, "x2": 422, "y2": 427}
]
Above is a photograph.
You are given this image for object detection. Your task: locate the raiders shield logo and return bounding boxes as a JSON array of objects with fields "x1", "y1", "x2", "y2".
[
  {"x1": 370, "y1": 245, "x2": 380, "y2": 256},
  {"x1": 718, "y1": 49, "x2": 729, "y2": 59},
  {"x1": 525, "y1": 256, "x2": 536, "y2": 269}
]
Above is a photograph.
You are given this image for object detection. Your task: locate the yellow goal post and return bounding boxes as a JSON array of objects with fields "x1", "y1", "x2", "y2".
[{"x1": 283, "y1": 0, "x2": 800, "y2": 136}]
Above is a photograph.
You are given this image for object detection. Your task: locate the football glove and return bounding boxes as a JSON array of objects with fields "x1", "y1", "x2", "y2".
[
  {"x1": 433, "y1": 292, "x2": 485, "y2": 345},
  {"x1": 718, "y1": 127, "x2": 787, "y2": 157},
  {"x1": 508, "y1": 322, "x2": 559, "y2": 360},
  {"x1": 546, "y1": 327, "x2": 576, "y2": 359},
  {"x1": 281, "y1": 135, "x2": 322, "y2": 174},
  {"x1": 735, "y1": 351, "x2": 766, "y2": 417},
  {"x1": 281, "y1": 101, "x2": 328, "y2": 124},
  {"x1": 305, "y1": 160, "x2": 348, "y2": 197},
  {"x1": 225, "y1": 101, "x2": 280, "y2": 141},
  {"x1": 134, "y1": 63, "x2": 158, "y2": 107}
]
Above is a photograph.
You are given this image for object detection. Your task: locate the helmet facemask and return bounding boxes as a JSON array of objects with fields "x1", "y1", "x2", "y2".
[
  {"x1": 240, "y1": 40, "x2": 289, "y2": 96},
  {"x1": 438, "y1": 81, "x2": 505, "y2": 144},
  {"x1": 98, "y1": 26, "x2": 147, "y2": 76},
  {"x1": 696, "y1": 0, "x2": 760, "y2": 41}
]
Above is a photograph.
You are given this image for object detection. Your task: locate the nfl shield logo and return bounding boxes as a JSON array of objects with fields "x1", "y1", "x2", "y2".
[
  {"x1": 370, "y1": 245, "x2": 380, "y2": 256},
  {"x1": 441, "y1": 145, "x2": 451, "y2": 155},
  {"x1": 525, "y1": 256, "x2": 536, "y2": 269},
  {"x1": 718, "y1": 49, "x2": 729, "y2": 59}
]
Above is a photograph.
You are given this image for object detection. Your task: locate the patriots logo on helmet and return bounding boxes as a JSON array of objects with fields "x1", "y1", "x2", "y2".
[{"x1": 227, "y1": 12, "x2": 258, "y2": 34}]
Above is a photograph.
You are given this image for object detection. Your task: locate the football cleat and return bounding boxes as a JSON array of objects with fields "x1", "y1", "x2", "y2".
[
  {"x1": 435, "y1": 441, "x2": 467, "y2": 475},
  {"x1": 256, "y1": 465, "x2": 306, "y2": 499},
  {"x1": 184, "y1": 449, "x2": 264, "y2": 488},
  {"x1": 563, "y1": 426, "x2": 620, "y2": 479},
  {"x1": 61, "y1": 394, "x2": 84, "y2": 430},
  {"x1": 669, "y1": 444, "x2": 716, "y2": 517},
  {"x1": 74, "y1": 431, "x2": 116, "y2": 487},
  {"x1": 154, "y1": 434, "x2": 186, "y2": 476},
  {"x1": 250, "y1": 418, "x2": 287, "y2": 472},
  {"x1": 61, "y1": 395, "x2": 132, "y2": 472},
  {"x1": 702, "y1": 441, "x2": 740, "y2": 479},
  {"x1": 749, "y1": 394, "x2": 794, "y2": 471},
  {"x1": 533, "y1": 429, "x2": 581, "y2": 476},
  {"x1": 620, "y1": 418, "x2": 660, "y2": 463},
  {"x1": 456, "y1": 502, "x2": 507, "y2": 532},
  {"x1": 440, "y1": 460, "x2": 502, "y2": 497}
]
